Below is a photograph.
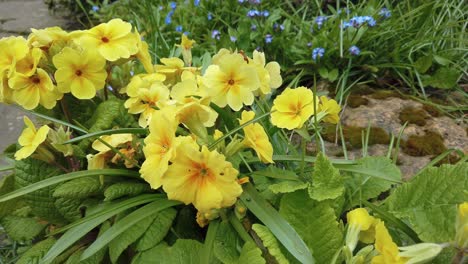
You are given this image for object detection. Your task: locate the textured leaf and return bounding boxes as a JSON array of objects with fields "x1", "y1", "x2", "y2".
[
  {"x1": 252, "y1": 224, "x2": 290, "y2": 264},
  {"x1": 109, "y1": 211, "x2": 155, "y2": 263},
  {"x1": 0, "y1": 215, "x2": 45, "y2": 241},
  {"x1": 237, "y1": 242, "x2": 266, "y2": 264},
  {"x1": 132, "y1": 239, "x2": 203, "y2": 264},
  {"x1": 414, "y1": 55, "x2": 432, "y2": 73},
  {"x1": 308, "y1": 152, "x2": 344, "y2": 201},
  {"x1": 422, "y1": 67, "x2": 460, "y2": 89},
  {"x1": 135, "y1": 208, "x2": 177, "y2": 251},
  {"x1": 104, "y1": 181, "x2": 151, "y2": 201},
  {"x1": 280, "y1": 191, "x2": 343, "y2": 264},
  {"x1": 345, "y1": 156, "x2": 401, "y2": 207},
  {"x1": 213, "y1": 221, "x2": 242, "y2": 264},
  {"x1": 0, "y1": 174, "x2": 21, "y2": 218},
  {"x1": 16, "y1": 237, "x2": 56, "y2": 264},
  {"x1": 15, "y1": 158, "x2": 66, "y2": 223},
  {"x1": 269, "y1": 181, "x2": 308, "y2": 194},
  {"x1": 55, "y1": 197, "x2": 83, "y2": 222},
  {"x1": 384, "y1": 163, "x2": 467, "y2": 242},
  {"x1": 53, "y1": 177, "x2": 101, "y2": 199}
]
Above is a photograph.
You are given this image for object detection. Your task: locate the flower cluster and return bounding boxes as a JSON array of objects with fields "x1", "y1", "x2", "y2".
[
  {"x1": 312, "y1": 47, "x2": 325, "y2": 61},
  {"x1": 343, "y1": 16, "x2": 377, "y2": 29},
  {"x1": 247, "y1": 9, "x2": 269, "y2": 18}
]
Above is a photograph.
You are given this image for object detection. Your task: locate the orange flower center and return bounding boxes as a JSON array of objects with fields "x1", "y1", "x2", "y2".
[
  {"x1": 101, "y1": 37, "x2": 110, "y2": 43},
  {"x1": 31, "y1": 77, "x2": 40, "y2": 84},
  {"x1": 228, "y1": 79, "x2": 235, "y2": 85},
  {"x1": 75, "y1": 70, "x2": 83, "y2": 76}
]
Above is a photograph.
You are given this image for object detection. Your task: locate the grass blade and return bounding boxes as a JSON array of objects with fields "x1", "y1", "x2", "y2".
[
  {"x1": 200, "y1": 220, "x2": 220, "y2": 264},
  {"x1": 65, "y1": 128, "x2": 149, "y2": 144}
]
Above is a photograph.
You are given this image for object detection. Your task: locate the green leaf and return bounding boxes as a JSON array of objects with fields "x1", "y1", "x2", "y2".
[
  {"x1": 328, "y1": 69, "x2": 339, "y2": 82},
  {"x1": 318, "y1": 68, "x2": 328, "y2": 79},
  {"x1": 422, "y1": 67, "x2": 460, "y2": 89},
  {"x1": 433, "y1": 55, "x2": 451, "y2": 66},
  {"x1": 240, "y1": 184, "x2": 314, "y2": 264},
  {"x1": 280, "y1": 191, "x2": 343, "y2": 264},
  {"x1": 201, "y1": 220, "x2": 220, "y2": 264},
  {"x1": 81, "y1": 199, "x2": 181, "y2": 261},
  {"x1": 0, "y1": 169, "x2": 139, "y2": 203},
  {"x1": 54, "y1": 197, "x2": 83, "y2": 222},
  {"x1": 53, "y1": 177, "x2": 101, "y2": 199},
  {"x1": 132, "y1": 239, "x2": 203, "y2": 264},
  {"x1": 214, "y1": 221, "x2": 242, "y2": 264},
  {"x1": 344, "y1": 156, "x2": 401, "y2": 207},
  {"x1": 269, "y1": 181, "x2": 308, "y2": 194},
  {"x1": 383, "y1": 163, "x2": 467, "y2": 242},
  {"x1": 0, "y1": 215, "x2": 45, "y2": 241},
  {"x1": 237, "y1": 242, "x2": 266, "y2": 264},
  {"x1": 251, "y1": 166, "x2": 300, "y2": 181},
  {"x1": 104, "y1": 181, "x2": 151, "y2": 202},
  {"x1": 135, "y1": 208, "x2": 177, "y2": 251},
  {"x1": 0, "y1": 174, "x2": 20, "y2": 218},
  {"x1": 308, "y1": 152, "x2": 344, "y2": 201},
  {"x1": 252, "y1": 224, "x2": 290, "y2": 264},
  {"x1": 16, "y1": 237, "x2": 56, "y2": 264},
  {"x1": 109, "y1": 211, "x2": 155, "y2": 263},
  {"x1": 414, "y1": 55, "x2": 432, "y2": 73}
]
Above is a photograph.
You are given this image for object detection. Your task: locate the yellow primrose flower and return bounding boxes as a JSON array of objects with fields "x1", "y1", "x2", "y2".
[
  {"x1": 134, "y1": 31, "x2": 154, "y2": 73},
  {"x1": 251, "y1": 50, "x2": 282, "y2": 95},
  {"x1": 154, "y1": 57, "x2": 198, "y2": 85},
  {"x1": 319, "y1": 96, "x2": 341, "y2": 124},
  {"x1": 27, "y1": 26, "x2": 70, "y2": 49},
  {"x1": 53, "y1": 47, "x2": 107, "y2": 99},
  {"x1": 0, "y1": 70, "x2": 13, "y2": 103},
  {"x1": 77, "y1": 19, "x2": 139, "y2": 61},
  {"x1": 87, "y1": 134, "x2": 134, "y2": 169},
  {"x1": 14, "y1": 47, "x2": 42, "y2": 76},
  {"x1": 9, "y1": 68, "x2": 62, "y2": 110},
  {"x1": 372, "y1": 221, "x2": 408, "y2": 264},
  {"x1": 239, "y1": 111, "x2": 273, "y2": 163},
  {"x1": 211, "y1": 48, "x2": 232, "y2": 65},
  {"x1": 15, "y1": 116, "x2": 50, "y2": 160},
  {"x1": 140, "y1": 110, "x2": 179, "y2": 189},
  {"x1": 346, "y1": 208, "x2": 380, "y2": 251},
  {"x1": 455, "y1": 202, "x2": 468, "y2": 248},
  {"x1": 271, "y1": 87, "x2": 316, "y2": 130},
  {"x1": 0, "y1": 36, "x2": 29, "y2": 76},
  {"x1": 162, "y1": 143, "x2": 243, "y2": 212},
  {"x1": 203, "y1": 53, "x2": 260, "y2": 111},
  {"x1": 178, "y1": 34, "x2": 196, "y2": 66}
]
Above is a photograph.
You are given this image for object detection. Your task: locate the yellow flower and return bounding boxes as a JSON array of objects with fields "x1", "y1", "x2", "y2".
[
  {"x1": 15, "y1": 116, "x2": 50, "y2": 160},
  {"x1": 53, "y1": 47, "x2": 107, "y2": 99},
  {"x1": 239, "y1": 111, "x2": 273, "y2": 163},
  {"x1": 77, "y1": 19, "x2": 139, "y2": 61},
  {"x1": 140, "y1": 110, "x2": 179, "y2": 189},
  {"x1": 372, "y1": 221, "x2": 408, "y2": 264},
  {"x1": 178, "y1": 34, "x2": 196, "y2": 66},
  {"x1": 87, "y1": 134, "x2": 134, "y2": 169},
  {"x1": 455, "y1": 202, "x2": 468, "y2": 248},
  {"x1": 203, "y1": 53, "x2": 260, "y2": 111},
  {"x1": 0, "y1": 70, "x2": 14, "y2": 103},
  {"x1": 135, "y1": 31, "x2": 154, "y2": 73},
  {"x1": 28, "y1": 27, "x2": 69, "y2": 48},
  {"x1": 14, "y1": 47, "x2": 42, "y2": 76},
  {"x1": 162, "y1": 143, "x2": 243, "y2": 212},
  {"x1": 251, "y1": 50, "x2": 282, "y2": 95},
  {"x1": 346, "y1": 208, "x2": 379, "y2": 244},
  {"x1": 9, "y1": 68, "x2": 62, "y2": 110},
  {"x1": 154, "y1": 57, "x2": 197, "y2": 85},
  {"x1": 319, "y1": 96, "x2": 341, "y2": 124},
  {"x1": 0, "y1": 36, "x2": 29, "y2": 77},
  {"x1": 271, "y1": 87, "x2": 316, "y2": 130}
]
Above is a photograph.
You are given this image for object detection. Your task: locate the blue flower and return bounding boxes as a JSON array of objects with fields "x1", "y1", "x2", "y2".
[
  {"x1": 175, "y1": 25, "x2": 183, "y2": 32},
  {"x1": 347, "y1": 16, "x2": 376, "y2": 28},
  {"x1": 262, "y1": 10, "x2": 270, "y2": 17},
  {"x1": 366, "y1": 17, "x2": 376, "y2": 27},
  {"x1": 165, "y1": 14, "x2": 172, "y2": 25},
  {"x1": 211, "y1": 30, "x2": 221, "y2": 40},
  {"x1": 315, "y1": 16, "x2": 327, "y2": 29},
  {"x1": 230, "y1": 36, "x2": 237, "y2": 42},
  {"x1": 249, "y1": 0, "x2": 261, "y2": 4},
  {"x1": 251, "y1": 24, "x2": 257, "y2": 31},
  {"x1": 238, "y1": 0, "x2": 245, "y2": 3},
  {"x1": 247, "y1": 9, "x2": 259, "y2": 18},
  {"x1": 91, "y1": 5, "x2": 99, "y2": 12},
  {"x1": 207, "y1": 12, "x2": 213, "y2": 20},
  {"x1": 130, "y1": 70, "x2": 135, "y2": 76},
  {"x1": 312, "y1": 47, "x2": 325, "y2": 61},
  {"x1": 307, "y1": 42, "x2": 312, "y2": 47},
  {"x1": 273, "y1": 23, "x2": 284, "y2": 31},
  {"x1": 194, "y1": 0, "x2": 201, "y2": 6},
  {"x1": 183, "y1": 31, "x2": 190, "y2": 36},
  {"x1": 158, "y1": 6, "x2": 163, "y2": 10},
  {"x1": 265, "y1": 34, "x2": 273, "y2": 44},
  {"x1": 379, "y1": 8, "x2": 391, "y2": 18},
  {"x1": 169, "y1": 1, "x2": 177, "y2": 9},
  {"x1": 349, "y1": 45, "x2": 360, "y2": 56}
]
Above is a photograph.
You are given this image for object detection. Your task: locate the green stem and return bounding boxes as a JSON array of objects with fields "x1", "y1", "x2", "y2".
[{"x1": 228, "y1": 213, "x2": 254, "y2": 244}]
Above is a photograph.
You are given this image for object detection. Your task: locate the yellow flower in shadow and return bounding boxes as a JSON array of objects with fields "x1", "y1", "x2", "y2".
[
  {"x1": 319, "y1": 96, "x2": 341, "y2": 124},
  {"x1": 251, "y1": 50, "x2": 282, "y2": 95},
  {"x1": 53, "y1": 47, "x2": 107, "y2": 99},
  {"x1": 372, "y1": 221, "x2": 408, "y2": 264},
  {"x1": 15, "y1": 116, "x2": 50, "y2": 160},
  {"x1": 14, "y1": 47, "x2": 42, "y2": 77},
  {"x1": 0, "y1": 36, "x2": 29, "y2": 77},
  {"x1": 162, "y1": 143, "x2": 242, "y2": 212},
  {"x1": 87, "y1": 134, "x2": 134, "y2": 170},
  {"x1": 134, "y1": 31, "x2": 154, "y2": 73},
  {"x1": 271, "y1": 87, "x2": 316, "y2": 130},
  {"x1": 239, "y1": 110, "x2": 273, "y2": 163}
]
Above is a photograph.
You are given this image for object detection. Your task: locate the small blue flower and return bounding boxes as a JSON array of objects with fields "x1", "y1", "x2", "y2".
[
  {"x1": 349, "y1": 45, "x2": 360, "y2": 56},
  {"x1": 165, "y1": 15, "x2": 172, "y2": 25},
  {"x1": 315, "y1": 16, "x2": 327, "y2": 29},
  {"x1": 175, "y1": 25, "x2": 183, "y2": 32},
  {"x1": 130, "y1": 71, "x2": 135, "y2": 76},
  {"x1": 312, "y1": 47, "x2": 325, "y2": 61},
  {"x1": 251, "y1": 24, "x2": 257, "y2": 31},
  {"x1": 238, "y1": 0, "x2": 245, "y2": 3},
  {"x1": 379, "y1": 8, "x2": 391, "y2": 18},
  {"x1": 194, "y1": 0, "x2": 201, "y2": 6},
  {"x1": 207, "y1": 12, "x2": 213, "y2": 20},
  {"x1": 262, "y1": 10, "x2": 270, "y2": 17},
  {"x1": 249, "y1": 0, "x2": 261, "y2": 4},
  {"x1": 307, "y1": 42, "x2": 312, "y2": 47},
  {"x1": 247, "y1": 9, "x2": 258, "y2": 18},
  {"x1": 91, "y1": 5, "x2": 99, "y2": 12},
  {"x1": 366, "y1": 17, "x2": 376, "y2": 27},
  {"x1": 230, "y1": 36, "x2": 237, "y2": 42},
  {"x1": 342, "y1": 21, "x2": 351, "y2": 29},
  {"x1": 211, "y1": 30, "x2": 221, "y2": 40},
  {"x1": 169, "y1": 1, "x2": 177, "y2": 9},
  {"x1": 265, "y1": 34, "x2": 273, "y2": 44},
  {"x1": 183, "y1": 31, "x2": 190, "y2": 36},
  {"x1": 347, "y1": 16, "x2": 376, "y2": 28},
  {"x1": 158, "y1": 6, "x2": 163, "y2": 10}
]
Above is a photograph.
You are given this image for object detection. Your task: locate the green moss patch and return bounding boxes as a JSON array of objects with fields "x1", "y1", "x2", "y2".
[
  {"x1": 399, "y1": 107, "x2": 430, "y2": 126},
  {"x1": 321, "y1": 125, "x2": 390, "y2": 149},
  {"x1": 347, "y1": 95, "x2": 369, "y2": 108},
  {"x1": 402, "y1": 131, "x2": 446, "y2": 156}
]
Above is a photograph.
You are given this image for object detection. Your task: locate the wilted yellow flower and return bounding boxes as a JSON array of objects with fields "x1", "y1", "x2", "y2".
[
  {"x1": 0, "y1": 36, "x2": 29, "y2": 76},
  {"x1": 140, "y1": 110, "x2": 179, "y2": 189},
  {"x1": 15, "y1": 116, "x2": 50, "y2": 160},
  {"x1": 251, "y1": 50, "x2": 282, "y2": 95},
  {"x1": 9, "y1": 68, "x2": 62, "y2": 110},
  {"x1": 87, "y1": 134, "x2": 134, "y2": 169},
  {"x1": 77, "y1": 19, "x2": 138, "y2": 61},
  {"x1": 372, "y1": 221, "x2": 408, "y2": 264},
  {"x1": 53, "y1": 47, "x2": 107, "y2": 99},
  {"x1": 240, "y1": 111, "x2": 273, "y2": 163},
  {"x1": 203, "y1": 53, "x2": 260, "y2": 111},
  {"x1": 319, "y1": 96, "x2": 341, "y2": 124},
  {"x1": 162, "y1": 143, "x2": 243, "y2": 212},
  {"x1": 271, "y1": 87, "x2": 316, "y2": 130}
]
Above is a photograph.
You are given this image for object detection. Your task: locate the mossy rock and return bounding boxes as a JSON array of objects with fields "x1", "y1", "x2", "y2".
[
  {"x1": 422, "y1": 104, "x2": 442, "y2": 117},
  {"x1": 399, "y1": 107, "x2": 430, "y2": 126},
  {"x1": 321, "y1": 125, "x2": 390, "y2": 149},
  {"x1": 402, "y1": 131, "x2": 446, "y2": 156},
  {"x1": 368, "y1": 90, "x2": 405, "y2": 100},
  {"x1": 347, "y1": 95, "x2": 369, "y2": 108}
]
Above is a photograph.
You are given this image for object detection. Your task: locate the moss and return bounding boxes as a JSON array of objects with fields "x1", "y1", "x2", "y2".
[
  {"x1": 369, "y1": 90, "x2": 405, "y2": 100},
  {"x1": 399, "y1": 107, "x2": 430, "y2": 126},
  {"x1": 352, "y1": 85, "x2": 376, "y2": 96},
  {"x1": 434, "y1": 153, "x2": 461, "y2": 166},
  {"x1": 347, "y1": 95, "x2": 369, "y2": 108},
  {"x1": 402, "y1": 131, "x2": 446, "y2": 156},
  {"x1": 321, "y1": 124, "x2": 390, "y2": 149},
  {"x1": 422, "y1": 104, "x2": 442, "y2": 117}
]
